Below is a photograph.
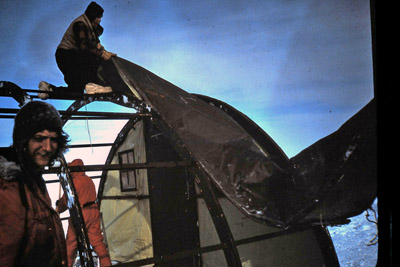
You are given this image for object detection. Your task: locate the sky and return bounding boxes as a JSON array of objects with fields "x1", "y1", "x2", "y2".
[
  {"x1": 0, "y1": 0, "x2": 377, "y2": 265},
  {"x1": 0, "y1": 0, "x2": 374, "y2": 158}
]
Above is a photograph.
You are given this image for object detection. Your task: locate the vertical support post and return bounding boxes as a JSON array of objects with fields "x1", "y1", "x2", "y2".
[{"x1": 194, "y1": 171, "x2": 242, "y2": 267}]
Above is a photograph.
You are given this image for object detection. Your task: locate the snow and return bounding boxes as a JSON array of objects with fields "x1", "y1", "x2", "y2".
[{"x1": 328, "y1": 199, "x2": 378, "y2": 266}]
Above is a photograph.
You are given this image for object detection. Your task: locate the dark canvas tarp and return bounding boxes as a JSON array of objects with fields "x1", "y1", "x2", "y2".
[{"x1": 101, "y1": 57, "x2": 376, "y2": 228}]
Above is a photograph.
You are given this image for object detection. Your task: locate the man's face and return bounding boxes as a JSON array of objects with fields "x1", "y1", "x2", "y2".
[
  {"x1": 28, "y1": 130, "x2": 59, "y2": 168},
  {"x1": 93, "y1": 17, "x2": 102, "y2": 27}
]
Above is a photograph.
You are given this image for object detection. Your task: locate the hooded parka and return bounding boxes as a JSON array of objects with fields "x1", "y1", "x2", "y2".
[
  {"x1": 0, "y1": 151, "x2": 67, "y2": 267},
  {"x1": 57, "y1": 159, "x2": 111, "y2": 267}
]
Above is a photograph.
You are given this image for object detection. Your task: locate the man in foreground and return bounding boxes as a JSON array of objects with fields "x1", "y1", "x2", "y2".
[{"x1": 0, "y1": 101, "x2": 69, "y2": 266}]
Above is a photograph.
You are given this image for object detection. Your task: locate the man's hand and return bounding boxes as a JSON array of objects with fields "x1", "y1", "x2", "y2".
[
  {"x1": 97, "y1": 43, "x2": 104, "y2": 50},
  {"x1": 101, "y1": 50, "x2": 117, "y2": 60}
]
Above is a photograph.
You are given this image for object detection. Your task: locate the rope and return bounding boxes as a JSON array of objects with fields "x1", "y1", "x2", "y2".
[
  {"x1": 84, "y1": 101, "x2": 94, "y2": 154},
  {"x1": 365, "y1": 207, "x2": 378, "y2": 246}
]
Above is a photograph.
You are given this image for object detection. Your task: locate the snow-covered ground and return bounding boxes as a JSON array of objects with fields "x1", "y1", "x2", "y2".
[{"x1": 328, "y1": 199, "x2": 378, "y2": 266}]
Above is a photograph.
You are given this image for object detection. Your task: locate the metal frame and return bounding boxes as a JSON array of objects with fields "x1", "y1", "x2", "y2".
[
  {"x1": 54, "y1": 88, "x2": 242, "y2": 266},
  {"x1": 0, "y1": 82, "x2": 340, "y2": 267}
]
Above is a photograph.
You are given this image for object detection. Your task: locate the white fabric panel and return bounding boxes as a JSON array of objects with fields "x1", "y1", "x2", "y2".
[{"x1": 100, "y1": 120, "x2": 153, "y2": 263}]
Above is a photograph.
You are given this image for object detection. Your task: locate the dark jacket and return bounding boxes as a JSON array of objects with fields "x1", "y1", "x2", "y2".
[{"x1": 0, "y1": 150, "x2": 67, "y2": 267}]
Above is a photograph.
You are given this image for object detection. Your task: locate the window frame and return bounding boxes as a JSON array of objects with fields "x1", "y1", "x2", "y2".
[{"x1": 118, "y1": 149, "x2": 137, "y2": 192}]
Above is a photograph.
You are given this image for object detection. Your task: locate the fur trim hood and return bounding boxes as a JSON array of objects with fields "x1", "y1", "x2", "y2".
[{"x1": 0, "y1": 155, "x2": 21, "y2": 181}]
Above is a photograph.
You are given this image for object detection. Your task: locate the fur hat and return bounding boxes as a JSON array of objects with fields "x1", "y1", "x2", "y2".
[
  {"x1": 12, "y1": 101, "x2": 69, "y2": 157},
  {"x1": 85, "y1": 2, "x2": 104, "y2": 22}
]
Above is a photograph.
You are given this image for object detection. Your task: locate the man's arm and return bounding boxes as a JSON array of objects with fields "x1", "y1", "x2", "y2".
[
  {"x1": 56, "y1": 193, "x2": 68, "y2": 213},
  {"x1": 73, "y1": 21, "x2": 102, "y2": 57},
  {"x1": 0, "y1": 182, "x2": 26, "y2": 266}
]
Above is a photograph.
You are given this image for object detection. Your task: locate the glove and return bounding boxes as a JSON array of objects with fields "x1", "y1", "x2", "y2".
[
  {"x1": 97, "y1": 42, "x2": 117, "y2": 60},
  {"x1": 101, "y1": 50, "x2": 117, "y2": 60}
]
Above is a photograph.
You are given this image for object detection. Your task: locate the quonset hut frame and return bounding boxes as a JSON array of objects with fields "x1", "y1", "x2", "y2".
[{"x1": 1, "y1": 56, "x2": 375, "y2": 266}]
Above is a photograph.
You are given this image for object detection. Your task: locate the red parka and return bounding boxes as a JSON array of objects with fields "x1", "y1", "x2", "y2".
[
  {"x1": 57, "y1": 159, "x2": 111, "y2": 267},
  {"x1": 0, "y1": 154, "x2": 67, "y2": 266}
]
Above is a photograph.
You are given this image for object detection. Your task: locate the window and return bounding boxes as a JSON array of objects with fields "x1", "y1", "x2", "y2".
[{"x1": 118, "y1": 149, "x2": 137, "y2": 191}]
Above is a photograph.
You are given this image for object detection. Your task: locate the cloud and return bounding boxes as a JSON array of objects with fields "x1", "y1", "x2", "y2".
[{"x1": 0, "y1": 0, "x2": 374, "y2": 157}]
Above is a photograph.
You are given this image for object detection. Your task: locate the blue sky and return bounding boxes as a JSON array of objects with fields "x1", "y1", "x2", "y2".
[{"x1": 0, "y1": 0, "x2": 374, "y2": 158}]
